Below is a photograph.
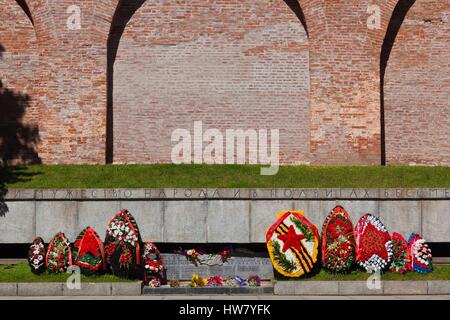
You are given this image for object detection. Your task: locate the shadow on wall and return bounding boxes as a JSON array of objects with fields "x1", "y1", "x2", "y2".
[
  {"x1": 380, "y1": 0, "x2": 416, "y2": 165},
  {"x1": 0, "y1": 44, "x2": 42, "y2": 216},
  {"x1": 284, "y1": 0, "x2": 308, "y2": 37}
]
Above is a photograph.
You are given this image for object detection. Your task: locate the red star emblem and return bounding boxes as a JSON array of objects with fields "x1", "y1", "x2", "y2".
[
  {"x1": 277, "y1": 225, "x2": 305, "y2": 253},
  {"x1": 328, "y1": 218, "x2": 352, "y2": 238}
]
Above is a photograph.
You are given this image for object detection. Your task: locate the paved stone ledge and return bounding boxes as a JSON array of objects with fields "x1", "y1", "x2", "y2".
[
  {"x1": 2, "y1": 281, "x2": 448, "y2": 296},
  {"x1": 4, "y1": 188, "x2": 450, "y2": 200},
  {"x1": 274, "y1": 281, "x2": 450, "y2": 296},
  {"x1": 0, "y1": 282, "x2": 142, "y2": 297}
]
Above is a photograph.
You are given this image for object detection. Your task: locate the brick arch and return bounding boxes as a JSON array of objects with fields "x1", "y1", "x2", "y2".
[
  {"x1": 383, "y1": 0, "x2": 450, "y2": 165},
  {"x1": 107, "y1": 0, "x2": 310, "y2": 164},
  {"x1": 13, "y1": 0, "x2": 123, "y2": 163},
  {"x1": 380, "y1": 0, "x2": 417, "y2": 165},
  {"x1": 293, "y1": 0, "x2": 399, "y2": 164}
]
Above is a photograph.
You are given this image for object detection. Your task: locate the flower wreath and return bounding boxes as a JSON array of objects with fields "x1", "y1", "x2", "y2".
[
  {"x1": 266, "y1": 210, "x2": 319, "y2": 278},
  {"x1": 389, "y1": 232, "x2": 410, "y2": 273},
  {"x1": 142, "y1": 242, "x2": 166, "y2": 286},
  {"x1": 28, "y1": 237, "x2": 46, "y2": 275},
  {"x1": 355, "y1": 214, "x2": 393, "y2": 272},
  {"x1": 46, "y1": 232, "x2": 72, "y2": 273},
  {"x1": 175, "y1": 247, "x2": 231, "y2": 266},
  {"x1": 73, "y1": 227, "x2": 106, "y2": 275},
  {"x1": 321, "y1": 206, "x2": 356, "y2": 273},
  {"x1": 104, "y1": 210, "x2": 143, "y2": 278},
  {"x1": 408, "y1": 233, "x2": 432, "y2": 273}
]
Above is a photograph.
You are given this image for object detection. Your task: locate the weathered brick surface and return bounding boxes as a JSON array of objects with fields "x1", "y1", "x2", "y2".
[
  {"x1": 300, "y1": 0, "x2": 398, "y2": 164},
  {"x1": 0, "y1": 0, "x2": 448, "y2": 165},
  {"x1": 0, "y1": 0, "x2": 40, "y2": 164},
  {"x1": 113, "y1": 1, "x2": 310, "y2": 164},
  {"x1": 384, "y1": 0, "x2": 450, "y2": 166}
]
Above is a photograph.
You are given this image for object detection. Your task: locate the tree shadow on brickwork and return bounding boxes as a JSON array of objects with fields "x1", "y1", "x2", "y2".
[
  {"x1": 0, "y1": 44, "x2": 42, "y2": 216},
  {"x1": 380, "y1": 0, "x2": 416, "y2": 165},
  {"x1": 106, "y1": 0, "x2": 146, "y2": 164}
]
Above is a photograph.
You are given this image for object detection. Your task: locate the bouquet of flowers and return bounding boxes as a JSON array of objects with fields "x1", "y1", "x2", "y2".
[
  {"x1": 355, "y1": 214, "x2": 393, "y2": 272},
  {"x1": 207, "y1": 275, "x2": 224, "y2": 287},
  {"x1": 389, "y1": 232, "x2": 410, "y2": 273},
  {"x1": 175, "y1": 247, "x2": 231, "y2": 266},
  {"x1": 190, "y1": 274, "x2": 207, "y2": 287},
  {"x1": 104, "y1": 209, "x2": 143, "y2": 278},
  {"x1": 234, "y1": 276, "x2": 248, "y2": 287},
  {"x1": 224, "y1": 277, "x2": 240, "y2": 287},
  {"x1": 142, "y1": 242, "x2": 166, "y2": 286},
  {"x1": 28, "y1": 237, "x2": 46, "y2": 275},
  {"x1": 408, "y1": 233, "x2": 432, "y2": 273},
  {"x1": 46, "y1": 232, "x2": 72, "y2": 273},
  {"x1": 73, "y1": 227, "x2": 106, "y2": 275},
  {"x1": 321, "y1": 206, "x2": 356, "y2": 273},
  {"x1": 247, "y1": 275, "x2": 262, "y2": 287},
  {"x1": 169, "y1": 280, "x2": 180, "y2": 288}
]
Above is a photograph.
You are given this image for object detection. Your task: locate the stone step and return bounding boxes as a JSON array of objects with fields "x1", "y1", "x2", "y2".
[{"x1": 143, "y1": 285, "x2": 274, "y2": 295}]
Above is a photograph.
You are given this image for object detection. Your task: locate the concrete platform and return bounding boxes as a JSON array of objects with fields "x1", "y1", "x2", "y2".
[
  {"x1": 274, "y1": 280, "x2": 450, "y2": 296},
  {"x1": 0, "y1": 282, "x2": 142, "y2": 297}
]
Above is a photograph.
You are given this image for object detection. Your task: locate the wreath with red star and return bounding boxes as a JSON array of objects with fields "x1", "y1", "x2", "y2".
[{"x1": 266, "y1": 211, "x2": 319, "y2": 278}]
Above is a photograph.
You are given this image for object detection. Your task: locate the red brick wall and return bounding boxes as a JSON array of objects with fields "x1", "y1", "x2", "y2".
[
  {"x1": 299, "y1": 0, "x2": 398, "y2": 164},
  {"x1": 19, "y1": 0, "x2": 119, "y2": 164},
  {"x1": 384, "y1": 0, "x2": 450, "y2": 165},
  {"x1": 112, "y1": 0, "x2": 310, "y2": 164},
  {"x1": 1, "y1": 0, "x2": 449, "y2": 166},
  {"x1": 0, "y1": 0, "x2": 40, "y2": 164}
]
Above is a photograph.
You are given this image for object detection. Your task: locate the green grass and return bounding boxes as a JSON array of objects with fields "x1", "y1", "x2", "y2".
[
  {"x1": 285, "y1": 265, "x2": 450, "y2": 281},
  {"x1": 1, "y1": 263, "x2": 448, "y2": 283},
  {"x1": 1, "y1": 164, "x2": 450, "y2": 189},
  {"x1": 0, "y1": 263, "x2": 134, "y2": 283}
]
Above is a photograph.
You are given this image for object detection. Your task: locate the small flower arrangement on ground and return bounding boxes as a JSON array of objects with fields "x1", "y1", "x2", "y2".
[
  {"x1": 190, "y1": 274, "x2": 207, "y2": 287},
  {"x1": 207, "y1": 275, "x2": 224, "y2": 287},
  {"x1": 247, "y1": 275, "x2": 262, "y2": 287},
  {"x1": 169, "y1": 280, "x2": 180, "y2": 288},
  {"x1": 28, "y1": 237, "x2": 46, "y2": 275},
  {"x1": 175, "y1": 247, "x2": 232, "y2": 266}
]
